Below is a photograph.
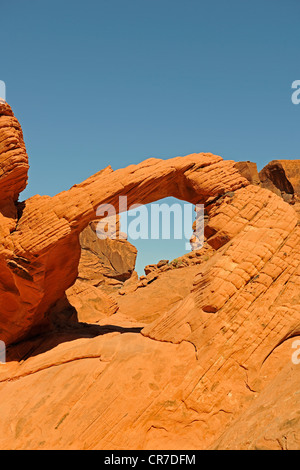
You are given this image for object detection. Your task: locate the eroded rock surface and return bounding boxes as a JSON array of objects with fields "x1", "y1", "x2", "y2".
[
  {"x1": 0, "y1": 103, "x2": 299, "y2": 450},
  {"x1": 0, "y1": 115, "x2": 249, "y2": 345},
  {"x1": 66, "y1": 220, "x2": 137, "y2": 323},
  {"x1": 236, "y1": 159, "x2": 300, "y2": 216}
]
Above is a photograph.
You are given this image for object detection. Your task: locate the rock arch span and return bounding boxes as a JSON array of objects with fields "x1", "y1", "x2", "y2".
[
  {"x1": 0, "y1": 98, "x2": 299, "y2": 391},
  {"x1": 0, "y1": 102, "x2": 300, "y2": 449},
  {"x1": 0, "y1": 101, "x2": 252, "y2": 345}
]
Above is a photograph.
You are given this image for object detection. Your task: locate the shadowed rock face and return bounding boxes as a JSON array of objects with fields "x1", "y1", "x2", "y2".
[
  {"x1": 65, "y1": 220, "x2": 137, "y2": 323},
  {"x1": 0, "y1": 103, "x2": 299, "y2": 450},
  {"x1": 259, "y1": 160, "x2": 300, "y2": 194},
  {"x1": 235, "y1": 159, "x2": 300, "y2": 214},
  {"x1": 260, "y1": 161, "x2": 294, "y2": 195}
]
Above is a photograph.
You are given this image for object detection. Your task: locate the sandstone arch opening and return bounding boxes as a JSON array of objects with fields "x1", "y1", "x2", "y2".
[
  {"x1": 65, "y1": 195, "x2": 209, "y2": 325},
  {"x1": 0, "y1": 148, "x2": 248, "y2": 345},
  {"x1": 0, "y1": 104, "x2": 251, "y2": 346},
  {"x1": 121, "y1": 196, "x2": 197, "y2": 276},
  {"x1": 2, "y1": 102, "x2": 300, "y2": 450}
]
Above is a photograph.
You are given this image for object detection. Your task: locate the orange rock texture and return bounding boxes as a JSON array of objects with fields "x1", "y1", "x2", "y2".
[
  {"x1": 66, "y1": 219, "x2": 137, "y2": 323},
  {"x1": 0, "y1": 103, "x2": 299, "y2": 450},
  {"x1": 236, "y1": 159, "x2": 300, "y2": 216}
]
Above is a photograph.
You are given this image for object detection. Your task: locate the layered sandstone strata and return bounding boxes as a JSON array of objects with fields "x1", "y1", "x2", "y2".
[
  {"x1": 0, "y1": 103, "x2": 299, "y2": 450},
  {"x1": 235, "y1": 159, "x2": 300, "y2": 216},
  {"x1": 0, "y1": 108, "x2": 249, "y2": 345},
  {"x1": 66, "y1": 219, "x2": 137, "y2": 323}
]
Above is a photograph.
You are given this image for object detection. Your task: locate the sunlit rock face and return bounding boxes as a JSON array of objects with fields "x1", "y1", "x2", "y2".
[
  {"x1": 0, "y1": 102, "x2": 249, "y2": 345},
  {"x1": 0, "y1": 103, "x2": 299, "y2": 450},
  {"x1": 235, "y1": 159, "x2": 300, "y2": 216}
]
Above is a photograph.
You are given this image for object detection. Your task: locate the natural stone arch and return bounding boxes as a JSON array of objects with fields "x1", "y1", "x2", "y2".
[
  {"x1": 0, "y1": 102, "x2": 250, "y2": 345},
  {"x1": 1, "y1": 102, "x2": 300, "y2": 450},
  {"x1": 1, "y1": 97, "x2": 299, "y2": 403}
]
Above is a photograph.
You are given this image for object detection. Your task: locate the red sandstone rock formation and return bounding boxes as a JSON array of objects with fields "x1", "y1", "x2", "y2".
[
  {"x1": 66, "y1": 219, "x2": 137, "y2": 323},
  {"x1": 236, "y1": 159, "x2": 300, "y2": 216},
  {"x1": 0, "y1": 103, "x2": 299, "y2": 450},
  {"x1": 0, "y1": 105, "x2": 249, "y2": 345},
  {"x1": 259, "y1": 159, "x2": 300, "y2": 197},
  {"x1": 0, "y1": 101, "x2": 28, "y2": 204},
  {"x1": 234, "y1": 161, "x2": 261, "y2": 186}
]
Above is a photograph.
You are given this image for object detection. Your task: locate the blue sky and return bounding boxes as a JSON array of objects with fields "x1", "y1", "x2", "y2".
[{"x1": 1, "y1": 0, "x2": 299, "y2": 274}]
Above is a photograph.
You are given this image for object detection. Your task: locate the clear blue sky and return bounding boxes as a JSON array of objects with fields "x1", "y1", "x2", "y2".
[{"x1": 1, "y1": 0, "x2": 299, "y2": 274}]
